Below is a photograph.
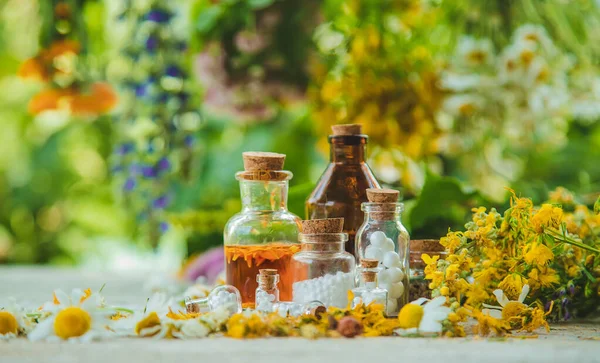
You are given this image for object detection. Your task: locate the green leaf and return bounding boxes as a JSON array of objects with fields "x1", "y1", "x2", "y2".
[
  {"x1": 594, "y1": 196, "x2": 600, "y2": 215},
  {"x1": 248, "y1": 0, "x2": 274, "y2": 9},
  {"x1": 408, "y1": 171, "x2": 481, "y2": 238},
  {"x1": 196, "y1": 5, "x2": 223, "y2": 33}
]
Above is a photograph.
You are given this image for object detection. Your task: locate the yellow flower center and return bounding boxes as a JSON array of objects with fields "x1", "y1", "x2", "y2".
[
  {"x1": 53, "y1": 307, "x2": 91, "y2": 339},
  {"x1": 397, "y1": 304, "x2": 424, "y2": 329},
  {"x1": 502, "y1": 302, "x2": 527, "y2": 320},
  {"x1": 135, "y1": 312, "x2": 161, "y2": 336},
  {"x1": 0, "y1": 311, "x2": 18, "y2": 335}
]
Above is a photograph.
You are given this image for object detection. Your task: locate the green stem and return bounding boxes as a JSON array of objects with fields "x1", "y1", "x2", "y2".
[{"x1": 546, "y1": 228, "x2": 600, "y2": 254}]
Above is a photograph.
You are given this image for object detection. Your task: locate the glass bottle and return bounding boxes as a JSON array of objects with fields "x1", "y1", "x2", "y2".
[
  {"x1": 255, "y1": 269, "x2": 280, "y2": 313},
  {"x1": 274, "y1": 300, "x2": 327, "y2": 318},
  {"x1": 185, "y1": 285, "x2": 242, "y2": 316},
  {"x1": 291, "y1": 232, "x2": 356, "y2": 308},
  {"x1": 355, "y1": 189, "x2": 410, "y2": 316},
  {"x1": 224, "y1": 152, "x2": 301, "y2": 306},
  {"x1": 306, "y1": 124, "x2": 380, "y2": 257},
  {"x1": 409, "y1": 239, "x2": 447, "y2": 301},
  {"x1": 352, "y1": 259, "x2": 388, "y2": 310}
]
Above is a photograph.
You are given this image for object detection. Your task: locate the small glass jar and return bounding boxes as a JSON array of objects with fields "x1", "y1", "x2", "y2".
[
  {"x1": 352, "y1": 259, "x2": 388, "y2": 310},
  {"x1": 355, "y1": 203, "x2": 409, "y2": 316},
  {"x1": 291, "y1": 233, "x2": 356, "y2": 308},
  {"x1": 255, "y1": 269, "x2": 280, "y2": 313},
  {"x1": 224, "y1": 169, "x2": 301, "y2": 306},
  {"x1": 409, "y1": 239, "x2": 447, "y2": 301}
]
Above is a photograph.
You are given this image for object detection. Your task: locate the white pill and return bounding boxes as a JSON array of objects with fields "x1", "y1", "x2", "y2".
[
  {"x1": 386, "y1": 298, "x2": 398, "y2": 316},
  {"x1": 388, "y1": 281, "x2": 404, "y2": 299},
  {"x1": 378, "y1": 269, "x2": 392, "y2": 284},
  {"x1": 370, "y1": 231, "x2": 387, "y2": 247},
  {"x1": 387, "y1": 267, "x2": 405, "y2": 283},
  {"x1": 382, "y1": 251, "x2": 401, "y2": 268},
  {"x1": 381, "y1": 238, "x2": 395, "y2": 252},
  {"x1": 365, "y1": 245, "x2": 383, "y2": 261}
]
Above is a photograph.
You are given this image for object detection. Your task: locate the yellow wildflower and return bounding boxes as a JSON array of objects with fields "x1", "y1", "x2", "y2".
[
  {"x1": 520, "y1": 306, "x2": 550, "y2": 333},
  {"x1": 531, "y1": 204, "x2": 563, "y2": 233},
  {"x1": 498, "y1": 274, "x2": 528, "y2": 301},
  {"x1": 440, "y1": 232, "x2": 462, "y2": 253},
  {"x1": 524, "y1": 241, "x2": 554, "y2": 266},
  {"x1": 471, "y1": 308, "x2": 511, "y2": 337},
  {"x1": 528, "y1": 267, "x2": 560, "y2": 289}
]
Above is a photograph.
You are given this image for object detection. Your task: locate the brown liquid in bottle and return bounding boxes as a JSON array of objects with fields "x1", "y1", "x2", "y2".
[
  {"x1": 306, "y1": 134, "x2": 380, "y2": 256},
  {"x1": 225, "y1": 243, "x2": 299, "y2": 306}
]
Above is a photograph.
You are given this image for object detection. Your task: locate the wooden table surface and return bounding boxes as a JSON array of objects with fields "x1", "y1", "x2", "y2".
[{"x1": 1, "y1": 266, "x2": 599, "y2": 363}]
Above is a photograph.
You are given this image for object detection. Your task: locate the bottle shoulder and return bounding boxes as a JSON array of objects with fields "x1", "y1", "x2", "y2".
[{"x1": 307, "y1": 163, "x2": 380, "y2": 203}]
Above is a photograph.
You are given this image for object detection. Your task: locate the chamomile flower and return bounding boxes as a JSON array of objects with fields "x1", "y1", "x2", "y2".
[
  {"x1": 395, "y1": 296, "x2": 451, "y2": 336},
  {"x1": 456, "y1": 36, "x2": 494, "y2": 67},
  {"x1": 28, "y1": 289, "x2": 113, "y2": 342},
  {"x1": 0, "y1": 298, "x2": 31, "y2": 340},
  {"x1": 171, "y1": 318, "x2": 211, "y2": 339},
  {"x1": 482, "y1": 284, "x2": 530, "y2": 321},
  {"x1": 110, "y1": 292, "x2": 181, "y2": 338}
]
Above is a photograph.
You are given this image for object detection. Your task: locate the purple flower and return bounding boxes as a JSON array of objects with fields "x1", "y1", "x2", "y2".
[
  {"x1": 159, "y1": 221, "x2": 169, "y2": 233},
  {"x1": 157, "y1": 157, "x2": 170, "y2": 171},
  {"x1": 153, "y1": 195, "x2": 169, "y2": 209},
  {"x1": 165, "y1": 65, "x2": 182, "y2": 77},
  {"x1": 568, "y1": 283, "x2": 575, "y2": 296},
  {"x1": 544, "y1": 300, "x2": 553, "y2": 312},
  {"x1": 135, "y1": 84, "x2": 147, "y2": 97},
  {"x1": 142, "y1": 165, "x2": 156, "y2": 178},
  {"x1": 180, "y1": 247, "x2": 225, "y2": 283},
  {"x1": 145, "y1": 36, "x2": 159, "y2": 52},
  {"x1": 123, "y1": 178, "x2": 136, "y2": 191},
  {"x1": 117, "y1": 143, "x2": 135, "y2": 155},
  {"x1": 146, "y1": 10, "x2": 171, "y2": 23},
  {"x1": 184, "y1": 134, "x2": 195, "y2": 147}
]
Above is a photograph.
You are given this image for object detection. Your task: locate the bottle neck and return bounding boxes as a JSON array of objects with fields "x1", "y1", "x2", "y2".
[
  {"x1": 239, "y1": 179, "x2": 289, "y2": 212},
  {"x1": 329, "y1": 136, "x2": 367, "y2": 164},
  {"x1": 300, "y1": 241, "x2": 345, "y2": 253}
]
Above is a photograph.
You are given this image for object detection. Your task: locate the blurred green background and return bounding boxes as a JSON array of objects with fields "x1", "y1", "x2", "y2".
[{"x1": 1, "y1": 0, "x2": 599, "y2": 268}]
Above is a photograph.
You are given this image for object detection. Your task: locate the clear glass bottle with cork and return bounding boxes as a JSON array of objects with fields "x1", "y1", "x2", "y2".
[
  {"x1": 224, "y1": 152, "x2": 302, "y2": 306},
  {"x1": 352, "y1": 259, "x2": 388, "y2": 310},
  {"x1": 306, "y1": 124, "x2": 380, "y2": 257},
  {"x1": 255, "y1": 269, "x2": 280, "y2": 313},
  {"x1": 185, "y1": 285, "x2": 242, "y2": 315},
  {"x1": 291, "y1": 218, "x2": 356, "y2": 308},
  {"x1": 355, "y1": 188, "x2": 410, "y2": 316}
]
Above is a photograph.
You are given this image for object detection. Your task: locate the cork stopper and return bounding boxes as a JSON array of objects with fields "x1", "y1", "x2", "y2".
[
  {"x1": 257, "y1": 269, "x2": 279, "y2": 290},
  {"x1": 243, "y1": 152, "x2": 286, "y2": 171},
  {"x1": 362, "y1": 271, "x2": 377, "y2": 283},
  {"x1": 360, "y1": 259, "x2": 379, "y2": 269},
  {"x1": 301, "y1": 218, "x2": 344, "y2": 234},
  {"x1": 331, "y1": 124, "x2": 362, "y2": 136},
  {"x1": 366, "y1": 188, "x2": 399, "y2": 203},
  {"x1": 309, "y1": 304, "x2": 327, "y2": 319}
]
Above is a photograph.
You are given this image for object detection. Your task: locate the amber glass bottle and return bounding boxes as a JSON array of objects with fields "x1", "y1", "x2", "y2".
[{"x1": 306, "y1": 124, "x2": 380, "y2": 256}]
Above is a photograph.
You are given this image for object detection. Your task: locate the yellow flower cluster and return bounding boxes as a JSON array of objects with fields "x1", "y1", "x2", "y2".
[{"x1": 424, "y1": 188, "x2": 600, "y2": 332}]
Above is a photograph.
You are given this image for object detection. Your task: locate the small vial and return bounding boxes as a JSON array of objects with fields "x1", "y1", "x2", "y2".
[
  {"x1": 352, "y1": 259, "x2": 388, "y2": 311},
  {"x1": 185, "y1": 285, "x2": 242, "y2": 316},
  {"x1": 274, "y1": 300, "x2": 327, "y2": 318},
  {"x1": 255, "y1": 269, "x2": 280, "y2": 313}
]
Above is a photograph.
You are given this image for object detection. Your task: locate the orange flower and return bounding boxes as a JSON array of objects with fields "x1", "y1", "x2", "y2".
[
  {"x1": 28, "y1": 88, "x2": 74, "y2": 114},
  {"x1": 70, "y1": 82, "x2": 118, "y2": 115},
  {"x1": 19, "y1": 40, "x2": 80, "y2": 81},
  {"x1": 18, "y1": 58, "x2": 49, "y2": 81},
  {"x1": 28, "y1": 82, "x2": 117, "y2": 116}
]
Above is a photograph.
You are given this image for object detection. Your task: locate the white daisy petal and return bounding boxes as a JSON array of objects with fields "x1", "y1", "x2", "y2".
[
  {"x1": 493, "y1": 289, "x2": 509, "y2": 307},
  {"x1": 482, "y1": 308, "x2": 503, "y2": 319},
  {"x1": 28, "y1": 316, "x2": 55, "y2": 342},
  {"x1": 423, "y1": 296, "x2": 446, "y2": 311},
  {"x1": 410, "y1": 298, "x2": 429, "y2": 306},
  {"x1": 418, "y1": 317, "x2": 443, "y2": 334},
  {"x1": 54, "y1": 290, "x2": 70, "y2": 306},
  {"x1": 518, "y1": 284, "x2": 530, "y2": 303}
]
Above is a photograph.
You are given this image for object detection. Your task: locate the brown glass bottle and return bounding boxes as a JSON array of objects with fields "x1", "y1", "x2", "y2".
[{"x1": 306, "y1": 125, "x2": 380, "y2": 257}]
